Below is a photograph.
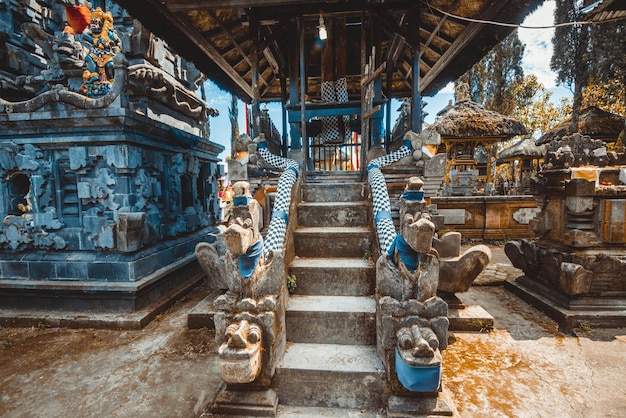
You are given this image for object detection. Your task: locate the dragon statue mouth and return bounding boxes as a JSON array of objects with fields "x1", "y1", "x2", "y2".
[{"x1": 218, "y1": 320, "x2": 263, "y2": 384}]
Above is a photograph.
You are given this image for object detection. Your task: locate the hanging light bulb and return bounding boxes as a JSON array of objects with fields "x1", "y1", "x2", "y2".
[{"x1": 318, "y1": 14, "x2": 327, "y2": 40}]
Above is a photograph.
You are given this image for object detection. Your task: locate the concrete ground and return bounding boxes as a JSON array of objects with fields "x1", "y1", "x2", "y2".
[{"x1": 1, "y1": 244, "x2": 625, "y2": 417}]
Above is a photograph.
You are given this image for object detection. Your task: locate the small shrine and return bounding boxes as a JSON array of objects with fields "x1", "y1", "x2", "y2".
[
  {"x1": 505, "y1": 132, "x2": 626, "y2": 328},
  {"x1": 537, "y1": 106, "x2": 625, "y2": 145},
  {"x1": 427, "y1": 84, "x2": 528, "y2": 196},
  {"x1": 497, "y1": 136, "x2": 547, "y2": 195}
]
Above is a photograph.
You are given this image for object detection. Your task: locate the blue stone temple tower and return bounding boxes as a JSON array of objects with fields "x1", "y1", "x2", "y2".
[{"x1": 0, "y1": 0, "x2": 224, "y2": 327}]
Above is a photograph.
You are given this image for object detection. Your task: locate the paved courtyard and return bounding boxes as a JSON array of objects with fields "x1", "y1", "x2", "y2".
[{"x1": 1, "y1": 244, "x2": 625, "y2": 417}]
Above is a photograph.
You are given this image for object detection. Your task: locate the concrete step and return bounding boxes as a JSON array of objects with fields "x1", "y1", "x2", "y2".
[
  {"x1": 302, "y1": 182, "x2": 367, "y2": 202},
  {"x1": 278, "y1": 405, "x2": 384, "y2": 417},
  {"x1": 288, "y1": 257, "x2": 374, "y2": 296},
  {"x1": 286, "y1": 295, "x2": 376, "y2": 345},
  {"x1": 275, "y1": 343, "x2": 385, "y2": 409},
  {"x1": 297, "y1": 201, "x2": 371, "y2": 228},
  {"x1": 294, "y1": 227, "x2": 373, "y2": 258}
]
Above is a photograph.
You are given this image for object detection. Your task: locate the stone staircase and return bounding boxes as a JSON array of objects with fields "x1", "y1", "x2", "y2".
[{"x1": 274, "y1": 174, "x2": 386, "y2": 415}]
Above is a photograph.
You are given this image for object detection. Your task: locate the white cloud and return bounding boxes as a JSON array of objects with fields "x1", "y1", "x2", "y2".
[
  {"x1": 518, "y1": 0, "x2": 559, "y2": 88},
  {"x1": 203, "y1": 80, "x2": 233, "y2": 109}
]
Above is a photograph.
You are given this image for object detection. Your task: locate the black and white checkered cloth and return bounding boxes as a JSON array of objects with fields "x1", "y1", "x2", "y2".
[
  {"x1": 367, "y1": 144, "x2": 412, "y2": 253},
  {"x1": 320, "y1": 77, "x2": 351, "y2": 144},
  {"x1": 258, "y1": 146, "x2": 300, "y2": 259}
]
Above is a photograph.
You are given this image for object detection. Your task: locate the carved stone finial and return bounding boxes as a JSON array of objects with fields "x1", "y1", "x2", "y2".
[
  {"x1": 406, "y1": 177, "x2": 424, "y2": 191},
  {"x1": 455, "y1": 82, "x2": 471, "y2": 103}
]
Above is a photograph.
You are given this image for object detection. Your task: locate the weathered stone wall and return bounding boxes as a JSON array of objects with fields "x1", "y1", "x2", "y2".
[
  {"x1": 0, "y1": 1, "x2": 224, "y2": 315},
  {"x1": 431, "y1": 195, "x2": 538, "y2": 240}
]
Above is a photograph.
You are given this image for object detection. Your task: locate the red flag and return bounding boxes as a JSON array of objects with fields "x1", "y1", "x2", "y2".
[{"x1": 64, "y1": 5, "x2": 91, "y2": 34}]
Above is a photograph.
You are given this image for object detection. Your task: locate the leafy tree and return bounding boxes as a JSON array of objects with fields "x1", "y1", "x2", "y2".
[
  {"x1": 587, "y1": 17, "x2": 626, "y2": 113},
  {"x1": 457, "y1": 29, "x2": 525, "y2": 115},
  {"x1": 229, "y1": 93, "x2": 239, "y2": 141},
  {"x1": 551, "y1": 0, "x2": 625, "y2": 135},
  {"x1": 582, "y1": 78, "x2": 626, "y2": 116},
  {"x1": 510, "y1": 74, "x2": 571, "y2": 137},
  {"x1": 551, "y1": 0, "x2": 588, "y2": 131}
]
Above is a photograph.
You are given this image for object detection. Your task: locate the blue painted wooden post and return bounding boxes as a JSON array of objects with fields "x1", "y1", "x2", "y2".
[{"x1": 288, "y1": 20, "x2": 301, "y2": 152}]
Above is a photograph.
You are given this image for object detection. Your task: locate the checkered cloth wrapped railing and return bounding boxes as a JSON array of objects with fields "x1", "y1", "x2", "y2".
[
  {"x1": 258, "y1": 144, "x2": 300, "y2": 259},
  {"x1": 366, "y1": 140, "x2": 413, "y2": 253}
]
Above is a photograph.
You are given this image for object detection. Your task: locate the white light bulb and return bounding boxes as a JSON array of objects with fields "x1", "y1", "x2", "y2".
[
  {"x1": 319, "y1": 15, "x2": 327, "y2": 40},
  {"x1": 319, "y1": 25, "x2": 327, "y2": 40}
]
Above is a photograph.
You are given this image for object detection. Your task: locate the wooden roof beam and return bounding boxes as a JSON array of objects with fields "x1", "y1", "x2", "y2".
[
  {"x1": 419, "y1": 27, "x2": 453, "y2": 49},
  {"x1": 243, "y1": 64, "x2": 271, "y2": 89},
  {"x1": 204, "y1": 9, "x2": 253, "y2": 68},
  {"x1": 259, "y1": 25, "x2": 288, "y2": 76},
  {"x1": 139, "y1": 3, "x2": 254, "y2": 99},
  {"x1": 260, "y1": 71, "x2": 278, "y2": 97},
  {"x1": 420, "y1": 0, "x2": 459, "y2": 55},
  {"x1": 378, "y1": 12, "x2": 411, "y2": 43},
  {"x1": 165, "y1": 0, "x2": 326, "y2": 12},
  {"x1": 200, "y1": 19, "x2": 242, "y2": 39},
  {"x1": 420, "y1": 1, "x2": 508, "y2": 92}
]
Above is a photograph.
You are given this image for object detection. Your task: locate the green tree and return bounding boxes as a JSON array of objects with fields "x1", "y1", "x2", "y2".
[
  {"x1": 457, "y1": 29, "x2": 525, "y2": 115},
  {"x1": 583, "y1": 78, "x2": 626, "y2": 116},
  {"x1": 587, "y1": 17, "x2": 626, "y2": 113},
  {"x1": 550, "y1": 0, "x2": 591, "y2": 133},
  {"x1": 229, "y1": 93, "x2": 239, "y2": 141},
  {"x1": 510, "y1": 74, "x2": 571, "y2": 137}
]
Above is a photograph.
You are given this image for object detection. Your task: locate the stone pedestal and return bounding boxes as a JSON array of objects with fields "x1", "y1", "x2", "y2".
[
  {"x1": 387, "y1": 394, "x2": 453, "y2": 417},
  {"x1": 212, "y1": 388, "x2": 278, "y2": 417},
  {"x1": 505, "y1": 135, "x2": 626, "y2": 328}
]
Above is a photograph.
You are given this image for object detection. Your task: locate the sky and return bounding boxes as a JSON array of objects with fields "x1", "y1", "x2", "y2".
[{"x1": 203, "y1": 0, "x2": 570, "y2": 159}]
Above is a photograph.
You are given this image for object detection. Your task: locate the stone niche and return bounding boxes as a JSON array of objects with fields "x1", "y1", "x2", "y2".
[
  {"x1": 505, "y1": 133, "x2": 626, "y2": 328},
  {"x1": 0, "y1": 0, "x2": 223, "y2": 323}
]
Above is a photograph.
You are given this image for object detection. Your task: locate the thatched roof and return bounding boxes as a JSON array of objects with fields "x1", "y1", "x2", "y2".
[
  {"x1": 113, "y1": 0, "x2": 543, "y2": 102},
  {"x1": 498, "y1": 137, "x2": 546, "y2": 162},
  {"x1": 537, "y1": 106, "x2": 625, "y2": 144},
  {"x1": 427, "y1": 99, "x2": 528, "y2": 139},
  {"x1": 583, "y1": 0, "x2": 626, "y2": 22}
]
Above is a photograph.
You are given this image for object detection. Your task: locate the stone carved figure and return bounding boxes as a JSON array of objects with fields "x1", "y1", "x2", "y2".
[
  {"x1": 81, "y1": 7, "x2": 121, "y2": 96},
  {"x1": 0, "y1": 143, "x2": 66, "y2": 251},
  {"x1": 367, "y1": 138, "x2": 448, "y2": 394},
  {"x1": 367, "y1": 136, "x2": 491, "y2": 397},
  {"x1": 196, "y1": 179, "x2": 285, "y2": 387},
  {"x1": 218, "y1": 319, "x2": 263, "y2": 383},
  {"x1": 195, "y1": 140, "x2": 298, "y2": 414},
  {"x1": 373, "y1": 176, "x2": 449, "y2": 394}
]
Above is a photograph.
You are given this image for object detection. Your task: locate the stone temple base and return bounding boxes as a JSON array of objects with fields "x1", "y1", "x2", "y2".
[
  {"x1": 211, "y1": 388, "x2": 278, "y2": 417},
  {"x1": 387, "y1": 392, "x2": 454, "y2": 417},
  {"x1": 505, "y1": 277, "x2": 626, "y2": 329},
  {"x1": 0, "y1": 228, "x2": 216, "y2": 329},
  {"x1": 440, "y1": 292, "x2": 494, "y2": 332}
]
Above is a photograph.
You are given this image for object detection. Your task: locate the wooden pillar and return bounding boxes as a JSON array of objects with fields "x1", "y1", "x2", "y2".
[
  {"x1": 385, "y1": 63, "x2": 392, "y2": 151},
  {"x1": 409, "y1": 3, "x2": 422, "y2": 132},
  {"x1": 360, "y1": 12, "x2": 367, "y2": 149},
  {"x1": 280, "y1": 74, "x2": 288, "y2": 156},
  {"x1": 299, "y1": 16, "x2": 308, "y2": 166},
  {"x1": 288, "y1": 20, "x2": 301, "y2": 151},
  {"x1": 250, "y1": 17, "x2": 260, "y2": 138},
  {"x1": 359, "y1": 11, "x2": 367, "y2": 178},
  {"x1": 371, "y1": 14, "x2": 383, "y2": 149},
  {"x1": 335, "y1": 17, "x2": 347, "y2": 80},
  {"x1": 412, "y1": 53, "x2": 421, "y2": 133}
]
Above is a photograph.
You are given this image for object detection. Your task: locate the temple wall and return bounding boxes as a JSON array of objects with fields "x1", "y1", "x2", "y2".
[
  {"x1": 431, "y1": 196, "x2": 538, "y2": 240},
  {"x1": 0, "y1": 1, "x2": 224, "y2": 316}
]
